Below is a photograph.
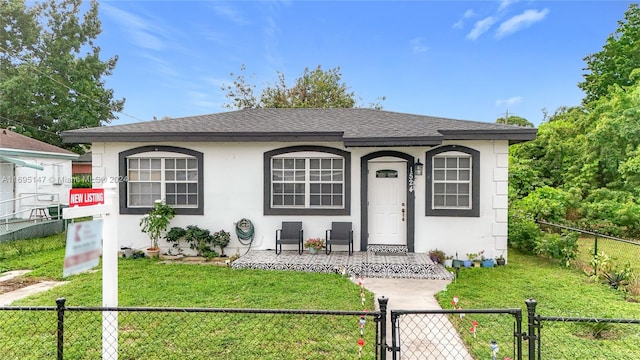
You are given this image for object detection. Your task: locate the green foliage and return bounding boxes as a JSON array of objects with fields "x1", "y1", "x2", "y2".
[
  {"x1": 211, "y1": 229, "x2": 231, "y2": 255},
  {"x1": 495, "y1": 114, "x2": 534, "y2": 127},
  {"x1": 579, "y1": 3, "x2": 640, "y2": 104},
  {"x1": 139, "y1": 201, "x2": 175, "y2": 249},
  {"x1": 602, "y1": 262, "x2": 634, "y2": 290},
  {"x1": 184, "y1": 225, "x2": 214, "y2": 256},
  {"x1": 71, "y1": 174, "x2": 92, "y2": 188},
  {"x1": 164, "y1": 226, "x2": 187, "y2": 255},
  {"x1": 0, "y1": 0, "x2": 124, "y2": 152},
  {"x1": 587, "y1": 251, "x2": 613, "y2": 280},
  {"x1": 534, "y1": 231, "x2": 579, "y2": 267},
  {"x1": 580, "y1": 317, "x2": 616, "y2": 340},
  {"x1": 223, "y1": 64, "x2": 383, "y2": 110},
  {"x1": 518, "y1": 186, "x2": 580, "y2": 223},
  {"x1": 507, "y1": 210, "x2": 541, "y2": 254}
]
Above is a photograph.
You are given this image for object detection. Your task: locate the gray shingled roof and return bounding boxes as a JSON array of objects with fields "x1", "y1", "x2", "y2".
[{"x1": 62, "y1": 108, "x2": 536, "y2": 146}]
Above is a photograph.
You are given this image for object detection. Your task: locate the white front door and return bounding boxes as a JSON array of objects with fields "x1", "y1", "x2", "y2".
[{"x1": 368, "y1": 161, "x2": 406, "y2": 245}]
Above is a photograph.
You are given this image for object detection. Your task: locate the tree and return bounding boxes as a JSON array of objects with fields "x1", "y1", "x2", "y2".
[
  {"x1": 495, "y1": 114, "x2": 534, "y2": 127},
  {"x1": 0, "y1": 0, "x2": 124, "y2": 152},
  {"x1": 579, "y1": 3, "x2": 640, "y2": 104},
  {"x1": 223, "y1": 65, "x2": 382, "y2": 109}
]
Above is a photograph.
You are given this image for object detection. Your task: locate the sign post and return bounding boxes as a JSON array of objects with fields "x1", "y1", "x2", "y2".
[{"x1": 64, "y1": 184, "x2": 118, "y2": 359}]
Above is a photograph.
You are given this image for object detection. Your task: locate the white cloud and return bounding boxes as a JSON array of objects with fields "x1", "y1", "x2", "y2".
[
  {"x1": 101, "y1": 4, "x2": 167, "y2": 51},
  {"x1": 498, "y1": 0, "x2": 519, "y2": 12},
  {"x1": 210, "y1": 4, "x2": 249, "y2": 25},
  {"x1": 410, "y1": 38, "x2": 429, "y2": 54},
  {"x1": 466, "y1": 16, "x2": 497, "y2": 40},
  {"x1": 497, "y1": 9, "x2": 549, "y2": 38},
  {"x1": 453, "y1": 9, "x2": 476, "y2": 29},
  {"x1": 496, "y1": 96, "x2": 523, "y2": 107}
]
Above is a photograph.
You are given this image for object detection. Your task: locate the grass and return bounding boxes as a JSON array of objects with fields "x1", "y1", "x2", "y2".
[
  {"x1": 3, "y1": 235, "x2": 640, "y2": 358},
  {"x1": 0, "y1": 234, "x2": 377, "y2": 359},
  {"x1": 438, "y1": 249, "x2": 640, "y2": 359}
]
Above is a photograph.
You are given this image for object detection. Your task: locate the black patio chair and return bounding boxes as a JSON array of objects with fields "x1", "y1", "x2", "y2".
[
  {"x1": 275, "y1": 222, "x2": 303, "y2": 255},
  {"x1": 325, "y1": 222, "x2": 353, "y2": 255}
]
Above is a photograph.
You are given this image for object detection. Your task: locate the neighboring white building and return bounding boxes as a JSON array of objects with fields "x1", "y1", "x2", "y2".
[
  {"x1": 0, "y1": 129, "x2": 78, "y2": 219},
  {"x1": 62, "y1": 109, "x2": 536, "y2": 260}
]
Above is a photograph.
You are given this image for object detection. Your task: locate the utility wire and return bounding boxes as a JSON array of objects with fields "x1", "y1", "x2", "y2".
[{"x1": 0, "y1": 44, "x2": 146, "y2": 123}]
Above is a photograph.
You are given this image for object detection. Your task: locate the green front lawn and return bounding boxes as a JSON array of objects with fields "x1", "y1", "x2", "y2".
[
  {"x1": 2, "y1": 235, "x2": 640, "y2": 358},
  {"x1": 438, "y1": 249, "x2": 640, "y2": 359}
]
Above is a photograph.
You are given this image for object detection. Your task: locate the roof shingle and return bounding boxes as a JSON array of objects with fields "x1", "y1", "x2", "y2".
[{"x1": 62, "y1": 108, "x2": 536, "y2": 146}]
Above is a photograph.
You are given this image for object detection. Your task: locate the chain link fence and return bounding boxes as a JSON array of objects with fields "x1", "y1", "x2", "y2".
[
  {"x1": 1, "y1": 299, "x2": 381, "y2": 360},
  {"x1": 538, "y1": 220, "x2": 640, "y2": 294},
  {"x1": 3, "y1": 298, "x2": 640, "y2": 359},
  {"x1": 391, "y1": 309, "x2": 522, "y2": 360}
]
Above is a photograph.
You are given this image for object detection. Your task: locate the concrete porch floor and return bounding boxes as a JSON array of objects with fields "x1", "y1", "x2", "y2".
[{"x1": 232, "y1": 250, "x2": 455, "y2": 280}]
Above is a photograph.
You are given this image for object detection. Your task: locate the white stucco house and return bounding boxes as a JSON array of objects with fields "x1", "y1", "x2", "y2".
[
  {"x1": 61, "y1": 109, "x2": 536, "y2": 260},
  {"x1": 0, "y1": 129, "x2": 78, "y2": 219}
]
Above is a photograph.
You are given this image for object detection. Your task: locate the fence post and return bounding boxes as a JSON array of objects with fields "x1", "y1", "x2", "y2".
[
  {"x1": 525, "y1": 298, "x2": 537, "y2": 360},
  {"x1": 56, "y1": 297, "x2": 66, "y2": 360},
  {"x1": 378, "y1": 296, "x2": 388, "y2": 360},
  {"x1": 514, "y1": 309, "x2": 523, "y2": 360}
]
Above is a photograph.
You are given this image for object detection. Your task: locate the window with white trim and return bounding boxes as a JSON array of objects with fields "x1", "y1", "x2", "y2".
[
  {"x1": 432, "y1": 155, "x2": 471, "y2": 209},
  {"x1": 425, "y1": 145, "x2": 479, "y2": 217},
  {"x1": 119, "y1": 146, "x2": 203, "y2": 215},
  {"x1": 264, "y1": 146, "x2": 351, "y2": 215},
  {"x1": 271, "y1": 157, "x2": 344, "y2": 208},
  {"x1": 127, "y1": 157, "x2": 198, "y2": 207}
]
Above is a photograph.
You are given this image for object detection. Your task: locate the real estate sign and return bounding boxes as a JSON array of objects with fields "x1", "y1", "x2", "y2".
[
  {"x1": 69, "y1": 188, "x2": 105, "y2": 207},
  {"x1": 63, "y1": 219, "x2": 103, "y2": 277}
]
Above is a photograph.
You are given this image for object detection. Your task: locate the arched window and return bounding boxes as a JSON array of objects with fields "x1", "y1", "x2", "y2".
[
  {"x1": 119, "y1": 146, "x2": 203, "y2": 215},
  {"x1": 425, "y1": 145, "x2": 479, "y2": 217},
  {"x1": 264, "y1": 146, "x2": 350, "y2": 215}
]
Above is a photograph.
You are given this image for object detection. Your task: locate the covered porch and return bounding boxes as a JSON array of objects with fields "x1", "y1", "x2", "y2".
[{"x1": 232, "y1": 248, "x2": 454, "y2": 280}]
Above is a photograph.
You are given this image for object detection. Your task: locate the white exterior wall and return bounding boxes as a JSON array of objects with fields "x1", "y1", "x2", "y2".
[
  {"x1": 10, "y1": 156, "x2": 74, "y2": 219},
  {"x1": 93, "y1": 140, "x2": 508, "y2": 260}
]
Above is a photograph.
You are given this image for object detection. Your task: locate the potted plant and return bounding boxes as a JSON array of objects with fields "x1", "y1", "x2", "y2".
[
  {"x1": 304, "y1": 238, "x2": 324, "y2": 254},
  {"x1": 428, "y1": 249, "x2": 446, "y2": 264},
  {"x1": 464, "y1": 253, "x2": 477, "y2": 268},
  {"x1": 212, "y1": 229, "x2": 231, "y2": 257},
  {"x1": 481, "y1": 256, "x2": 495, "y2": 268},
  {"x1": 139, "y1": 200, "x2": 175, "y2": 257},
  {"x1": 496, "y1": 254, "x2": 506, "y2": 266}
]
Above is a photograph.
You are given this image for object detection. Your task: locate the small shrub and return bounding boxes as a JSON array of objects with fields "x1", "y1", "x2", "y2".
[
  {"x1": 212, "y1": 230, "x2": 231, "y2": 256},
  {"x1": 603, "y1": 263, "x2": 634, "y2": 290},
  {"x1": 508, "y1": 210, "x2": 541, "y2": 253},
  {"x1": 428, "y1": 249, "x2": 446, "y2": 264},
  {"x1": 534, "y1": 231, "x2": 579, "y2": 267},
  {"x1": 165, "y1": 227, "x2": 187, "y2": 255},
  {"x1": 587, "y1": 251, "x2": 612, "y2": 280},
  {"x1": 184, "y1": 225, "x2": 213, "y2": 256},
  {"x1": 580, "y1": 318, "x2": 616, "y2": 340}
]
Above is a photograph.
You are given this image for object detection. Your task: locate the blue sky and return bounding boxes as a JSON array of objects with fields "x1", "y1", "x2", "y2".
[{"x1": 96, "y1": 1, "x2": 636, "y2": 126}]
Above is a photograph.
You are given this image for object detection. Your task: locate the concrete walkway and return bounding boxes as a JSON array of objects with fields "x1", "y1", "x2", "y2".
[
  {"x1": 362, "y1": 278, "x2": 473, "y2": 360},
  {"x1": 0, "y1": 270, "x2": 67, "y2": 306}
]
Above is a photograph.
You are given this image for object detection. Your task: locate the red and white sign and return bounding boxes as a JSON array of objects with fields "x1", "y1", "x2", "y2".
[
  {"x1": 63, "y1": 219, "x2": 103, "y2": 277},
  {"x1": 69, "y1": 188, "x2": 105, "y2": 207}
]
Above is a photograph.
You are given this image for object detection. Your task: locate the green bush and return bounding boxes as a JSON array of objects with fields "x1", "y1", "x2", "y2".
[
  {"x1": 534, "y1": 231, "x2": 579, "y2": 267},
  {"x1": 508, "y1": 210, "x2": 542, "y2": 253},
  {"x1": 519, "y1": 186, "x2": 578, "y2": 223}
]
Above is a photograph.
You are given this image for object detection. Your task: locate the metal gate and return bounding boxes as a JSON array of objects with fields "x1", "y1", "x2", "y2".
[{"x1": 390, "y1": 308, "x2": 523, "y2": 360}]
